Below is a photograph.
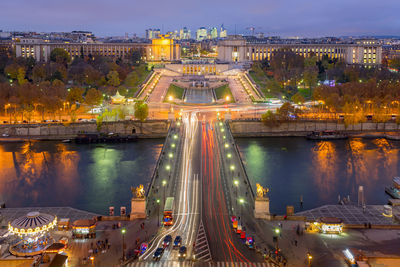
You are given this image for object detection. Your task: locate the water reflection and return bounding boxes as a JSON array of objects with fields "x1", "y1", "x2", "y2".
[
  {"x1": 0, "y1": 140, "x2": 163, "y2": 214},
  {"x1": 237, "y1": 137, "x2": 400, "y2": 214}
]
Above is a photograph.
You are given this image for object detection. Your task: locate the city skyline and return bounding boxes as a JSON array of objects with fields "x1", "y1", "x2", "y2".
[{"x1": 1, "y1": 0, "x2": 400, "y2": 37}]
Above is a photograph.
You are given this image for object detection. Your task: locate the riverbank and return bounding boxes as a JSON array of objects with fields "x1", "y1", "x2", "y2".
[
  {"x1": 0, "y1": 120, "x2": 169, "y2": 141},
  {"x1": 230, "y1": 119, "x2": 400, "y2": 137}
]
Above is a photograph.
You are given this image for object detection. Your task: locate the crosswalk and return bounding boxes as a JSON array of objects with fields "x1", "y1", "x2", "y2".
[
  {"x1": 194, "y1": 221, "x2": 212, "y2": 262},
  {"x1": 126, "y1": 261, "x2": 274, "y2": 267}
]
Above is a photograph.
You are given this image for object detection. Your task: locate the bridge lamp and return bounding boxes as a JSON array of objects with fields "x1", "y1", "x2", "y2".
[
  {"x1": 221, "y1": 128, "x2": 225, "y2": 132},
  {"x1": 156, "y1": 199, "x2": 160, "y2": 203},
  {"x1": 223, "y1": 136, "x2": 226, "y2": 139},
  {"x1": 225, "y1": 96, "x2": 230, "y2": 102},
  {"x1": 162, "y1": 180, "x2": 167, "y2": 186},
  {"x1": 173, "y1": 134, "x2": 178, "y2": 139},
  {"x1": 227, "y1": 153, "x2": 232, "y2": 158},
  {"x1": 225, "y1": 143, "x2": 229, "y2": 148},
  {"x1": 168, "y1": 95, "x2": 173, "y2": 101},
  {"x1": 230, "y1": 165, "x2": 235, "y2": 171},
  {"x1": 169, "y1": 153, "x2": 173, "y2": 158},
  {"x1": 239, "y1": 198, "x2": 245, "y2": 204},
  {"x1": 219, "y1": 122, "x2": 223, "y2": 126},
  {"x1": 234, "y1": 180, "x2": 239, "y2": 187},
  {"x1": 171, "y1": 143, "x2": 176, "y2": 148},
  {"x1": 275, "y1": 228, "x2": 280, "y2": 235},
  {"x1": 166, "y1": 165, "x2": 171, "y2": 171}
]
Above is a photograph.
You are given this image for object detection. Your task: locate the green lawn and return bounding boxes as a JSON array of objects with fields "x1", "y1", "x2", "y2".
[
  {"x1": 214, "y1": 84, "x2": 234, "y2": 102},
  {"x1": 165, "y1": 84, "x2": 185, "y2": 101},
  {"x1": 298, "y1": 88, "x2": 312, "y2": 98},
  {"x1": 124, "y1": 64, "x2": 151, "y2": 97}
]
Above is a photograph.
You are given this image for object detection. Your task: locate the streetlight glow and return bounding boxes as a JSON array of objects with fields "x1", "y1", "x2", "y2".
[
  {"x1": 230, "y1": 165, "x2": 235, "y2": 170},
  {"x1": 234, "y1": 180, "x2": 239, "y2": 186},
  {"x1": 166, "y1": 165, "x2": 171, "y2": 170},
  {"x1": 227, "y1": 153, "x2": 232, "y2": 158},
  {"x1": 169, "y1": 153, "x2": 173, "y2": 158},
  {"x1": 162, "y1": 180, "x2": 167, "y2": 186}
]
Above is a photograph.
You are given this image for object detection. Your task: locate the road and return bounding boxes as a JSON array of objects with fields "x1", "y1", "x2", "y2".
[
  {"x1": 140, "y1": 112, "x2": 201, "y2": 262},
  {"x1": 201, "y1": 119, "x2": 264, "y2": 263}
]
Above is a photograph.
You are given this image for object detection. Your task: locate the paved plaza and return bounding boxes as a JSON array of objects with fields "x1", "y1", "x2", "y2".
[{"x1": 296, "y1": 204, "x2": 399, "y2": 226}]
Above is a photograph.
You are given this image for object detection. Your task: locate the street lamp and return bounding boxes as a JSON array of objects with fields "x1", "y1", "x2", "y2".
[
  {"x1": 239, "y1": 198, "x2": 245, "y2": 218},
  {"x1": 162, "y1": 180, "x2": 167, "y2": 205},
  {"x1": 274, "y1": 228, "x2": 280, "y2": 252},
  {"x1": 234, "y1": 179, "x2": 239, "y2": 196},
  {"x1": 121, "y1": 228, "x2": 126, "y2": 261},
  {"x1": 307, "y1": 252, "x2": 313, "y2": 267},
  {"x1": 156, "y1": 199, "x2": 161, "y2": 226},
  {"x1": 89, "y1": 256, "x2": 94, "y2": 267}
]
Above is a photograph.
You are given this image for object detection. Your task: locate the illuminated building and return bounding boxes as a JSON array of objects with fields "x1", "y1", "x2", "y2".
[
  {"x1": 210, "y1": 27, "x2": 218, "y2": 39},
  {"x1": 196, "y1": 27, "x2": 208, "y2": 41},
  {"x1": 217, "y1": 36, "x2": 382, "y2": 66},
  {"x1": 145, "y1": 28, "x2": 161, "y2": 39},
  {"x1": 179, "y1": 27, "x2": 191, "y2": 40},
  {"x1": 220, "y1": 24, "x2": 227, "y2": 38},
  {"x1": 15, "y1": 35, "x2": 180, "y2": 62},
  {"x1": 146, "y1": 34, "x2": 181, "y2": 61}
]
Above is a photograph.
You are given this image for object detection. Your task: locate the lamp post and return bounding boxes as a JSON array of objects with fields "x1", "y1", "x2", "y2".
[
  {"x1": 89, "y1": 256, "x2": 94, "y2": 267},
  {"x1": 274, "y1": 228, "x2": 280, "y2": 251},
  {"x1": 162, "y1": 180, "x2": 167, "y2": 206},
  {"x1": 156, "y1": 199, "x2": 160, "y2": 226},
  {"x1": 307, "y1": 252, "x2": 312, "y2": 267},
  {"x1": 239, "y1": 198, "x2": 244, "y2": 218},
  {"x1": 121, "y1": 228, "x2": 126, "y2": 261},
  {"x1": 234, "y1": 179, "x2": 239, "y2": 196}
]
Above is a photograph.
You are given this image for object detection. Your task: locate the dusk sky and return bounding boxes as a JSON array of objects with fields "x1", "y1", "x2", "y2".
[{"x1": 1, "y1": 0, "x2": 399, "y2": 37}]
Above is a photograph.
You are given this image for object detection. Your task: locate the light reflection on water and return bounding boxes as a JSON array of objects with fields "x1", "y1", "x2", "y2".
[
  {"x1": 0, "y1": 140, "x2": 163, "y2": 214},
  {"x1": 237, "y1": 137, "x2": 400, "y2": 214}
]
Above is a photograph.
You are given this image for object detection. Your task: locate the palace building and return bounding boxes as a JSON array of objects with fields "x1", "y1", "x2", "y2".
[
  {"x1": 217, "y1": 36, "x2": 382, "y2": 66},
  {"x1": 15, "y1": 35, "x2": 180, "y2": 62}
]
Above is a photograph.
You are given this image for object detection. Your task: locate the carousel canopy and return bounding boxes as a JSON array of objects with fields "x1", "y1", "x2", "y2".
[{"x1": 9, "y1": 211, "x2": 57, "y2": 236}]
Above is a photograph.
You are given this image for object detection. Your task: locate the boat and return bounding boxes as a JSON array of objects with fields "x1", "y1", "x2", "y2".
[
  {"x1": 385, "y1": 134, "x2": 400, "y2": 141},
  {"x1": 385, "y1": 186, "x2": 400, "y2": 199},
  {"x1": 61, "y1": 139, "x2": 71, "y2": 143},
  {"x1": 384, "y1": 177, "x2": 400, "y2": 199},
  {"x1": 306, "y1": 131, "x2": 348, "y2": 140}
]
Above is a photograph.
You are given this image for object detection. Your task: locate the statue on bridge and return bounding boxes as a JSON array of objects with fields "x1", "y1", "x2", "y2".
[
  {"x1": 256, "y1": 183, "x2": 269, "y2": 198},
  {"x1": 131, "y1": 185, "x2": 145, "y2": 199}
]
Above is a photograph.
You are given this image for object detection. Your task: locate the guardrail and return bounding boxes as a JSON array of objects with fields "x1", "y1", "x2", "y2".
[
  {"x1": 135, "y1": 71, "x2": 155, "y2": 99},
  {"x1": 225, "y1": 120, "x2": 256, "y2": 202}
]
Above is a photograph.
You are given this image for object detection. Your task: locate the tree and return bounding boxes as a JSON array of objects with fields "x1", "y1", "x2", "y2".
[
  {"x1": 107, "y1": 70, "x2": 120, "y2": 87},
  {"x1": 85, "y1": 88, "x2": 103, "y2": 107},
  {"x1": 32, "y1": 64, "x2": 47, "y2": 82},
  {"x1": 50, "y1": 48, "x2": 70, "y2": 64},
  {"x1": 67, "y1": 87, "x2": 84, "y2": 104},
  {"x1": 17, "y1": 67, "x2": 28, "y2": 85},
  {"x1": 4, "y1": 63, "x2": 20, "y2": 80},
  {"x1": 291, "y1": 92, "x2": 305, "y2": 104},
  {"x1": 261, "y1": 110, "x2": 279, "y2": 127},
  {"x1": 134, "y1": 100, "x2": 148, "y2": 122},
  {"x1": 277, "y1": 102, "x2": 296, "y2": 121}
]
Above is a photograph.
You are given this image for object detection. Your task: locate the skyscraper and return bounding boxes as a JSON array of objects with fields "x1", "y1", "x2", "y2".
[
  {"x1": 179, "y1": 27, "x2": 191, "y2": 40},
  {"x1": 210, "y1": 27, "x2": 218, "y2": 39},
  {"x1": 220, "y1": 24, "x2": 227, "y2": 38},
  {"x1": 196, "y1": 27, "x2": 208, "y2": 41},
  {"x1": 145, "y1": 29, "x2": 161, "y2": 39}
]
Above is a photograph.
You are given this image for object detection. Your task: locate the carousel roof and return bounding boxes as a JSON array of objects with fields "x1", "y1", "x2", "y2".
[{"x1": 10, "y1": 211, "x2": 55, "y2": 230}]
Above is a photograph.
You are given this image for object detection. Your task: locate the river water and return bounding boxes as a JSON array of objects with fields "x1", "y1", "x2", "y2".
[
  {"x1": 0, "y1": 140, "x2": 163, "y2": 214},
  {"x1": 1, "y1": 137, "x2": 398, "y2": 216},
  {"x1": 236, "y1": 137, "x2": 400, "y2": 214}
]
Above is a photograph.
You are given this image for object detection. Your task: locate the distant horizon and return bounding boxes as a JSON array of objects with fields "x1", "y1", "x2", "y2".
[
  {"x1": 1, "y1": 27, "x2": 400, "y2": 40},
  {"x1": 1, "y1": 0, "x2": 399, "y2": 38}
]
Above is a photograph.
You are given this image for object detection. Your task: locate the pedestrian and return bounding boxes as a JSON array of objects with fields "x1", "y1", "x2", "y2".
[{"x1": 294, "y1": 240, "x2": 297, "y2": 246}]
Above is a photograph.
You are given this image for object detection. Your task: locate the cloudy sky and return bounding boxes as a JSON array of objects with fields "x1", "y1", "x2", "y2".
[{"x1": 1, "y1": 0, "x2": 399, "y2": 37}]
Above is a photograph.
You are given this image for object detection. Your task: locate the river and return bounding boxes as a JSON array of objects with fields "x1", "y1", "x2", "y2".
[
  {"x1": 236, "y1": 137, "x2": 400, "y2": 214},
  {"x1": 0, "y1": 140, "x2": 163, "y2": 214}
]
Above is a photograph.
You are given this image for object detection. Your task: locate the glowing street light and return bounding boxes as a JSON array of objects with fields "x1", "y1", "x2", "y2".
[
  {"x1": 166, "y1": 165, "x2": 171, "y2": 170},
  {"x1": 168, "y1": 153, "x2": 173, "y2": 158},
  {"x1": 307, "y1": 252, "x2": 313, "y2": 267},
  {"x1": 171, "y1": 143, "x2": 176, "y2": 148},
  {"x1": 168, "y1": 95, "x2": 173, "y2": 101},
  {"x1": 90, "y1": 256, "x2": 94, "y2": 267},
  {"x1": 121, "y1": 228, "x2": 126, "y2": 260},
  {"x1": 173, "y1": 134, "x2": 178, "y2": 139},
  {"x1": 225, "y1": 96, "x2": 230, "y2": 102},
  {"x1": 156, "y1": 199, "x2": 161, "y2": 226},
  {"x1": 230, "y1": 165, "x2": 235, "y2": 171},
  {"x1": 227, "y1": 153, "x2": 232, "y2": 158},
  {"x1": 224, "y1": 143, "x2": 229, "y2": 148},
  {"x1": 162, "y1": 180, "x2": 167, "y2": 206}
]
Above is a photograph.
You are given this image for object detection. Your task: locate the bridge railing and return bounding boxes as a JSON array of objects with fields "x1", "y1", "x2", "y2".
[{"x1": 225, "y1": 120, "x2": 256, "y2": 202}]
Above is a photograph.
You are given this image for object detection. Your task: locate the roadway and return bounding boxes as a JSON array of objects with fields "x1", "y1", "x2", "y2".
[
  {"x1": 139, "y1": 112, "x2": 201, "y2": 263},
  {"x1": 201, "y1": 118, "x2": 265, "y2": 263}
]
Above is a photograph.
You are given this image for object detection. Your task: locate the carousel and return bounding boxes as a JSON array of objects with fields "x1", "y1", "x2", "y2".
[{"x1": 8, "y1": 211, "x2": 57, "y2": 256}]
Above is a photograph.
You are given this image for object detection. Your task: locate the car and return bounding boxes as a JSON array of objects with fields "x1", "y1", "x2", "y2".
[
  {"x1": 163, "y1": 235, "x2": 172, "y2": 247},
  {"x1": 178, "y1": 246, "x2": 187, "y2": 259},
  {"x1": 153, "y1": 247, "x2": 164, "y2": 261},
  {"x1": 2, "y1": 133, "x2": 9, "y2": 137},
  {"x1": 173, "y1": 236, "x2": 182, "y2": 248}
]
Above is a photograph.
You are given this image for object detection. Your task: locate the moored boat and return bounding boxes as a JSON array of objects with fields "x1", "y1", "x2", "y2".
[{"x1": 306, "y1": 131, "x2": 348, "y2": 140}]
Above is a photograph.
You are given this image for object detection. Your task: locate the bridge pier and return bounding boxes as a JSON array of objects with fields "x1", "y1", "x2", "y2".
[
  {"x1": 254, "y1": 197, "x2": 271, "y2": 220},
  {"x1": 130, "y1": 197, "x2": 146, "y2": 220}
]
